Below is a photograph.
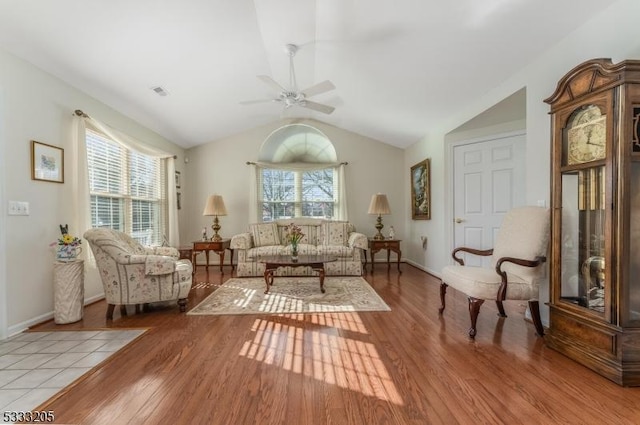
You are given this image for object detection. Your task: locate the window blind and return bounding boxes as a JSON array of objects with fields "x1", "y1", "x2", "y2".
[{"x1": 86, "y1": 129, "x2": 166, "y2": 245}]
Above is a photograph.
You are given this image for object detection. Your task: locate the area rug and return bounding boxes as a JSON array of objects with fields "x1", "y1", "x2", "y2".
[{"x1": 187, "y1": 277, "x2": 391, "y2": 315}]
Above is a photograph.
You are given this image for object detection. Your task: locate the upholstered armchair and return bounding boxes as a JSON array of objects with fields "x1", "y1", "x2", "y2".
[
  {"x1": 439, "y1": 206, "x2": 550, "y2": 338},
  {"x1": 84, "y1": 228, "x2": 193, "y2": 320}
]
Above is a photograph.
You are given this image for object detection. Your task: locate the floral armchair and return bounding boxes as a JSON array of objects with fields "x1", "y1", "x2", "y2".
[{"x1": 84, "y1": 228, "x2": 193, "y2": 320}]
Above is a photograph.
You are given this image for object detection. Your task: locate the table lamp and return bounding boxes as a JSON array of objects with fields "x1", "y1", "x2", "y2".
[
  {"x1": 368, "y1": 193, "x2": 391, "y2": 240},
  {"x1": 203, "y1": 194, "x2": 227, "y2": 242}
]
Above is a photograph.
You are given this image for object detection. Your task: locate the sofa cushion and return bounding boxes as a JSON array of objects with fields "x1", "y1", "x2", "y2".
[
  {"x1": 316, "y1": 245, "x2": 354, "y2": 258},
  {"x1": 246, "y1": 244, "x2": 318, "y2": 259},
  {"x1": 250, "y1": 222, "x2": 280, "y2": 247},
  {"x1": 246, "y1": 245, "x2": 283, "y2": 259},
  {"x1": 282, "y1": 243, "x2": 317, "y2": 256},
  {"x1": 321, "y1": 221, "x2": 350, "y2": 246},
  {"x1": 278, "y1": 223, "x2": 316, "y2": 245}
]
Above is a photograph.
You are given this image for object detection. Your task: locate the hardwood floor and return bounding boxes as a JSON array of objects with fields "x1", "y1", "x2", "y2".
[{"x1": 31, "y1": 265, "x2": 640, "y2": 425}]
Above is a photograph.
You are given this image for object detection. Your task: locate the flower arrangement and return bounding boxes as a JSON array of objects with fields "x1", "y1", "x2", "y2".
[
  {"x1": 284, "y1": 223, "x2": 304, "y2": 259},
  {"x1": 50, "y1": 224, "x2": 82, "y2": 262},
  {"x1": 284, "y1": 223, "x2": 305, "y2": 246},
  {"x1": 51, "y1": 224, "x2": 82, "y2": 247}
]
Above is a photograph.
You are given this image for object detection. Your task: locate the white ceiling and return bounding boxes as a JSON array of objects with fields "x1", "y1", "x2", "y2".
[{"x1": 0, "y1": 0, "x2": 619, "y2": 149}]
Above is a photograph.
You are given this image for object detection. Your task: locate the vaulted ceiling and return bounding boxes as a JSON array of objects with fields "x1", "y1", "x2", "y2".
[{"x1": 0, "y1": 0, "x2": 619, "y2": 149}]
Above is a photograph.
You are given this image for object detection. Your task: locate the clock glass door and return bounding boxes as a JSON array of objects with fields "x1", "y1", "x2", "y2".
[
  {"x1": 560, "y1": 166, "x2": 606, "y2": 313},
  {"x1": 629, "y1": 162, "x2": 640, "y2": 323}
]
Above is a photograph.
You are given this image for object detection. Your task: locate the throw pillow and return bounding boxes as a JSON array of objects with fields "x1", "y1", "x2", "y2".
[
  {"x1": 250, "y1": 223, "x2": 280, "y2": 247},
  {"x1": 321, "y1": 221, "x2": 350, "y2": 246}
]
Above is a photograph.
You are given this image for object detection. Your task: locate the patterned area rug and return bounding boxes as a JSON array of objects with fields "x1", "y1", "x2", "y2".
[{"x1": 187, "y1": 277, "x2": 391, "y2": 315}]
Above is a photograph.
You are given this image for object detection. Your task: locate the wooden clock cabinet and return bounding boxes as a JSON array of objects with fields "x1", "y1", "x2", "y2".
[{"x1": 544, "y1": 58, "x2": 640, "y2": 386}]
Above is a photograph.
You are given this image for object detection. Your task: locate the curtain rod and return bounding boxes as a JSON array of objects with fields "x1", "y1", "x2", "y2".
[
  {"x1": 246, "y1": 161, "x2": 348, "y2": 165},
  {"x1": 74, "y1": 109, "x2": 177, "y2": 159}
]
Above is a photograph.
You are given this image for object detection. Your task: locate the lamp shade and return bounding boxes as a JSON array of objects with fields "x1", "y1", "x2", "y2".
[
  {"x1": 203, "y1": 194, "x2": 227, "y2": 216},
  {"x1": 368, "y1": 193, "x2": 391, "y2": 215}
]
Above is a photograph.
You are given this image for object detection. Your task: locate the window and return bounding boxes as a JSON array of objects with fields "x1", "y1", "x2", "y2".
[
  {"x1": 86, "y1": 129, "x2": 166, "y2": 245},
  {"x1": 261, "y1": 167, "x2": 336, "y2": 221},
  {"x1": 255, "y1": 123, "x2": 346, "y2": 222}
]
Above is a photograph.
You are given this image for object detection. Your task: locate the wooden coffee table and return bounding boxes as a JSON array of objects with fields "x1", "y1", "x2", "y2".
[{"x1": 259, "y1": 254, "x2": 337, "y2": 294}]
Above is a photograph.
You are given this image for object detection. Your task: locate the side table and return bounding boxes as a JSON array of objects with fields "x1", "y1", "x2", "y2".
[
  {"x1": 366, "y1": 239, "x2": 402, "y2": 273},
  {"x1": 53, "y1": 259, "x2": 85, "y2": 324},
  {"x1": 178, "y1": 246, "x2": 193, "y2": 261},
  {"x1": 192, "y1": 239, "x2": 234, "y2": 274}
]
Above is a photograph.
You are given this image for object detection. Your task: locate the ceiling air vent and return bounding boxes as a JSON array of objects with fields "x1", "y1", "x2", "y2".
[{"x1": 151, "y1": 86, "x2": 169, "y2": 96}]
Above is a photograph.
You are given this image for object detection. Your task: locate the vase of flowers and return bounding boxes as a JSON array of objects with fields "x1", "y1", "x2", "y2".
[
  {"x1": 284, "y1": 223, "x2": 304, "y2": 261},
  {"x1": 51, "y1": 224, "x2": 82, "y2": 262}
]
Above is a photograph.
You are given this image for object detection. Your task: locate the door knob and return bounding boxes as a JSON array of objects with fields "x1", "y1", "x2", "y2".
[{"x1": 454, "y1": 218, "x2": 465, "y2": 223}]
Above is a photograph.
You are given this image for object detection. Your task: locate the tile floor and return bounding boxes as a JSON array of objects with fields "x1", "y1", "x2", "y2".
[{"x1": 0, "y1": 329, "x2": 146, "y2": 423}]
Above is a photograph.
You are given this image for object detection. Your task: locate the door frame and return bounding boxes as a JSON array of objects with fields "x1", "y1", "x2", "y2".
[{"x1": 445, "y1": 130, "x2": 526, "y2": 259}]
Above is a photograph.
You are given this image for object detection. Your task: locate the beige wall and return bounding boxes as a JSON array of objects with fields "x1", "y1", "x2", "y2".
[
  {"x1": 0, "y1": 49, "x2": 186, "y2": 336},
  {"x1": 404, "y1": 0, "x2": 640, "y2": 324},
  {"x1": 2, "y1": 0, "x2": 639, "y2": 337},
  {"x1": 183, "y1": 118, "x2": 406, "y2": 258}
]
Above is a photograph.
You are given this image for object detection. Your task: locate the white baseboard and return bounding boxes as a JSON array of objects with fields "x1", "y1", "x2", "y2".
[
  {"x1": 6, "y1": 293, "x2": 105, "y2": 338},
  {"x1": 404, "y1": 259, "x2": 441, "y2": 279}
]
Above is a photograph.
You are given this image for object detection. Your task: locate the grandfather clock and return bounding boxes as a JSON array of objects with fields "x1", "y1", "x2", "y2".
[{"x1": 544, "y1": 58, "x2": 640, "y2": 386}]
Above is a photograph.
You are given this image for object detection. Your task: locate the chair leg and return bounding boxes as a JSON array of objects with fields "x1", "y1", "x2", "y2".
[
  {"x1": 106, "y1": 304, "x2": 115, "y2": 321},
  {"x1": 496, "y1": 300, "x2": 507, "y2": 317},
  {"x1": 120, "y1": 305, "x2": 128, "y2": 317},
  {"x1": 528, "y1": 300, "x2": 545, "y2": 337},
  {"x1": 178, "y1": 298, "x2": 187, "y2": 312},
  {"x1": 438, "y1": 283, "x2": 448, "y2": 314},
  {"x1": 468, "y1": 297, "x2": 485, "y2": 338}
]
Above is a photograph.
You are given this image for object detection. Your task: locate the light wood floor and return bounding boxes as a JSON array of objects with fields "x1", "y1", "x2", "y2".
[{"x1": 32, "y1": 265, "x2": 640, "y2": 425}]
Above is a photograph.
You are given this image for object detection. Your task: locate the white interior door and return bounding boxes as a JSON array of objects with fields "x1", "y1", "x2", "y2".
[{"x1": 453, "y1": 133, "x2": 526, "y2": 267}]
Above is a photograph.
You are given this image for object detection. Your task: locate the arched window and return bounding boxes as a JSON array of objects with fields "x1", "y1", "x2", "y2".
[{"x1": 251, "y1": 124, "x2": 347, "y2": 222}]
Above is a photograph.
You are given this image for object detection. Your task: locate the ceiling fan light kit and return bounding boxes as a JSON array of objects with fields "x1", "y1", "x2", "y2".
[{"x1": 241, "y1": 43, "x2": 336, "y2": 114}]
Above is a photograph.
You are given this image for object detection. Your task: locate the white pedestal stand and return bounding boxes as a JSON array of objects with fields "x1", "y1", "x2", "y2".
[{"x1": 53, "y1": 259, "x2": 85, "y2": 324}]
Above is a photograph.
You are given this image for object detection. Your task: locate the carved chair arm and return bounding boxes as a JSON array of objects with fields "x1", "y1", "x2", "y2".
[
  {"x1": 495, "y1": 255, "x2": 546, "y2": 274},
  {"x1": 452, "y1": 247, "x2": 494, "y2": 266},
  {"x1": 494, "y1": 256, "x2": 547, "y2": 301}
]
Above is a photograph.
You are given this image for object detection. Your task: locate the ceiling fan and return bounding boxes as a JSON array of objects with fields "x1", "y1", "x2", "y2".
[{"x1": 241, "y1": 44, "x2": 336, "y2": 114}]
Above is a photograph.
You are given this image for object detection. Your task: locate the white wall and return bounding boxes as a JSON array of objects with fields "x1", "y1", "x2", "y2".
[
  {"x1": 0, "y1": 88, "x2": 7, "y2": 339},
  {"x1": 183, "y1": 118, "x2": 405, "y2": 257},
  {"x1": 404, "y1": 0, "x2": 640, "y2": 323},
  {"x1": 0, "y1": 49, "x2": 186, "y2": 336}
]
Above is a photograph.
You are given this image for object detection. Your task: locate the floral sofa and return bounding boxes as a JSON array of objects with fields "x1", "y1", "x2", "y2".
[
  {"x1": 230, "y1": 218, "x2": 367, "y2": 276},
  {"x1": 84, "y1": 228, "x2": 193, "y2": 320}
]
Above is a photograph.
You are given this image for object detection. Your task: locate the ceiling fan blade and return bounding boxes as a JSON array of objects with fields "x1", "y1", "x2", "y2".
[
  {"x1": 239, "y1": 98, "x2": 280, "y2": 105},
  {"x1": 301, "y1": 80, "x2": 335, "y2": 98},
  {"x1": 257, "y1": 75, "x2": 286, "y2": 93},
  {"x1": 301, "y1": 100, "x2": 335, "y2": 114}
]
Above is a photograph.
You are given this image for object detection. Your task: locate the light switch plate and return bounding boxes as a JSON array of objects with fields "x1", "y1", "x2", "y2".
[{"x1": 8, "y1": 201, "x2": 29, "y2": 216}]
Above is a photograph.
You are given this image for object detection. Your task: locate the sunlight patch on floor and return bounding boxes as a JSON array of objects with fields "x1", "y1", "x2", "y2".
[{"x1": 239, "y1": 314, "x2": 403, "y2": 405}]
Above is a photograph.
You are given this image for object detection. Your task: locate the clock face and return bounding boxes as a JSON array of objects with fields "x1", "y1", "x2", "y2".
[{"x1": 566, "y1": 105, "x2": 606, "y2": 165}]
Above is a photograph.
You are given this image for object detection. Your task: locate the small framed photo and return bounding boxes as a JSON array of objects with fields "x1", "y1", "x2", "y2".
[
  {"x1": 411, "y1": 158, "x2": 431, "y2": 220},
  {"x1": 175, "y1": 171, "x2": 181, "y2": 189},
  {"x1": 177, "y1": 192, "x2": 182, "y2": 210},
  {"x1": 31, "y1": 140, "x2": 64, "y2": 183}
]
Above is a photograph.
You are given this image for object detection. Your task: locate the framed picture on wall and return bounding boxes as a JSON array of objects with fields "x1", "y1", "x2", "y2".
[
  {"x1": 31, "y1": 140, "x2": 64, "y2": 183},
  {"x1": 177, "y1": 192, "x2": 182, "y2": 210},
  {"x1": 175, "y1": 171, "x2": 181, "y2": 189},
  {"x1": 411, "y1": 158, "x2": 431, "y2": 220}
]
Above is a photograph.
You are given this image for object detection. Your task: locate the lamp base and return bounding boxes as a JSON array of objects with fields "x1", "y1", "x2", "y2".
[
  {"x1": 373, "y1": 215, "x2": 385, "y2": 240},
  {"x1": 210, "y1": 216, "x2": 222, "y2": 242}
]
